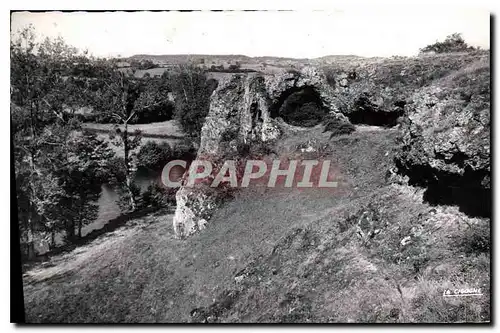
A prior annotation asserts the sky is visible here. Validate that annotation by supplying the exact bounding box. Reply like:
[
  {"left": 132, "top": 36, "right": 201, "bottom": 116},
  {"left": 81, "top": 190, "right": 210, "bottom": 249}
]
[{"left": 10, "top": 9, "right": 491, "bottom": 59}]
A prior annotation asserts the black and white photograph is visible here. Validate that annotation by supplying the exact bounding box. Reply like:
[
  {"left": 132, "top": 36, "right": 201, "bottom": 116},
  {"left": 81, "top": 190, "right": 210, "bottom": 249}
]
[{"left": 9, "top": 3, "right": 492, "bottom": 324}]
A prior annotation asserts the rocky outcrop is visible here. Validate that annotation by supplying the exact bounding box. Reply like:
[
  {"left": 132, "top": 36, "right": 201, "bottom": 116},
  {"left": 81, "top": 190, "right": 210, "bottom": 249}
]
[
  {"left": 322, "top": 51, "right": 489, "bottom": 127},
  {"left": 198, "top": 67, "right": 344, "bottom": 157},
  {"left": 173, "top": 67, "right": 349, "bottom": 238},
  {"left": 198, "top": 74, "right": 278, "bottom": 157},
  {"left": 264, "top": 67, "right": 342, "bottom": 114},
  {"left": 395, "top": 59, "right": 490, "bottom": 217},
  {"left": 173, "top": 186, "right": 220, "bottom": 238}
]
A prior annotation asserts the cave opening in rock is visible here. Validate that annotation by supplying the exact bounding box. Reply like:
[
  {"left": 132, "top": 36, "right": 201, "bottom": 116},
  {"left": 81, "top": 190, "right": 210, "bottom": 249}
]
[
  {"left": 270, "top": 86, "right": 329, "bottom": 127},
  {"left": 346, "top": 96, "right": 404, "bottom": 127},
  {"left": 396, "top": 161, "right": 491, "bottom": 218}
]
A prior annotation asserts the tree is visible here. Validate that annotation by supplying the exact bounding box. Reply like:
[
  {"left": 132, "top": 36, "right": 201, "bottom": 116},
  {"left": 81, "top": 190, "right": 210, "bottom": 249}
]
[
  {"left": 11, "top": 26, "right": 85, "bottom": 256},
  {"left": 170, "top": 65, "right": 217, "bottom": 139},
  {"left": 132, "top": 75, "right": 174, "bottom": 123},
  {"left": 11, "top": 27, "right": 115, "bottom": 255},
  {"left": 86, "top": 63, "right": 171, "bottom": 211},
  {"left": 58, "top": 131, "right": 115, "bottom": 240}
]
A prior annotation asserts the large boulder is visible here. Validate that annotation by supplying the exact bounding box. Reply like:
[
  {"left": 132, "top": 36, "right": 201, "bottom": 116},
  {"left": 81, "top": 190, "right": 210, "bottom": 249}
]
[{"left": 395, "top": 58, "right": 490, "bottom": 217}]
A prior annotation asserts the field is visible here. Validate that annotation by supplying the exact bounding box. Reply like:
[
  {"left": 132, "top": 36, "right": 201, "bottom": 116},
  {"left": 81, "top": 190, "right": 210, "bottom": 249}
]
[
  {"left": 81, "top": 120, "right": 186, "bottom": 155},
  {"left": 82, "top": 120, "right": 185, "bottom": 138}
]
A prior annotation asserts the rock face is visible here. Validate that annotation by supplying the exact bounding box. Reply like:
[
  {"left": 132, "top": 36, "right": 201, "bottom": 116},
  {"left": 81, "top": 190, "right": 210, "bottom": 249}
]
[
  {"left": 197, "top": 74, "right": 277, "bottom": 157},
  {"left": 173, "top": 67, "right": 348, "bottom": 238},
  {"left": 321, "top": 52, "right": 489, "bottom": 127},
  {"left": 173, "top": 187, "right": 219, "bottom": 238},
  {"left": 395, "top": 59, "right": 490, "bottom": 217}
]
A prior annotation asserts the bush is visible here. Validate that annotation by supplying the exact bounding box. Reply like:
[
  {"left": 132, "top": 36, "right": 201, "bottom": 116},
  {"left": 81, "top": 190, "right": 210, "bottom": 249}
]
[
  {"left": 420, "top": 33, "right": 476, "bottom": 54},
  {"left": 141, "top": 182, "right": 175, "bottom": 209},
  {"left": 457, "top": 221, "right": 490, "bottom": 255},
  {"left": 132, "top": 76, "right": 175, "bottom": 124},
  {"left": 210, "top": 64, "right": 225, "bottom": 71},
  {"left": 171, "top": 139, "right": 197, "bottom": 160},
  {"left": 323, "top": 114, "right": 355, "bottom": 138},
  {"left": 130, "top": 59, "right": 157, "bottom": 70},
  {"left": 137, "top": 141, "right": 172, "bottom": 170},
  {"left": 133, "top": 101, "right": 175, "bottom": 124}
]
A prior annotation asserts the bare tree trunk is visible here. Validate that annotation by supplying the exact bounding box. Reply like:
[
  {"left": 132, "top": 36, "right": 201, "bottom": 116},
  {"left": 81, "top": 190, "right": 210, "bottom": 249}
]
[
  {"left": 123, "top": 121, "right": 136, "bottom": 211},
  {"left": 126, "top": 175, "right": 136, "bottom": 211},
  {"left": 50, "top": 229, "right": 56, "bottom": 250},
  {"left": 65, "top": 220, "right": 75, "bottom": 244},
  {"left": 26, "top": 99, "right": 37, "bottom": 260},
  {"left": 77, "top": 215, "right": 82, "bottom": 239},
  {"left": 26, "top": 216, "right": 36, "bottom": 260}
]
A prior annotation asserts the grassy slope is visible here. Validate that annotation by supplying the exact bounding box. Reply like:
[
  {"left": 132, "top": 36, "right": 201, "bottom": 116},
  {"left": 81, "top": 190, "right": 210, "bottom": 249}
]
[
  {"left": 23, "top": 125, "right": 490, "bottom": 323},
  {"left": 22, "top": 54, "right": 490, "bottom": 323}
]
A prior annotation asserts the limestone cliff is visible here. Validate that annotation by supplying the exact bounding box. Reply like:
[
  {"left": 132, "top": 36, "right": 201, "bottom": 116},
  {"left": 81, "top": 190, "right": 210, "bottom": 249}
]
[
  {"left": 173, "top": 67, "right": 347, "bottom": 238},
  {"left": 395, "top": 58, "right": 490, "bottom": 217}
]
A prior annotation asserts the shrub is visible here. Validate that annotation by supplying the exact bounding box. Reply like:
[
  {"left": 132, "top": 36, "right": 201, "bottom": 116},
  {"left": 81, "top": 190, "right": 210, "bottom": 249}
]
[
  {"left": 420, "top": 33, "right": 476, "bottom": 54},
  {"left": 210, "top": 64, "right": 225, "bottom": 71},
  {"left": 286, "top": 68, "right": 301, "bottom": 76},
  {"left": 323, "top": 114, "right": 355, "bottom": 137},
  {"left": 228, "top": 63, "right": 240, "bottom": 71},
  {"left": 457, "top": 221, "right": 490, "bottom": 255},
  {"left": 132, "top": 76, "right": 175, "bottom": 124},
  {"left": 137, "top": 141, "right": 172, "bottom": 170},
  {"left": 171, "top": 139, "right": 197, "bottom": 160},
  {"left": 141, "top": 182, "right": 175, "bottom": 209},
  {"left": 133, "top": 100, "right": 174, "bottom": 124},
  {"left": 130, "top": 59, "right": 157, "bottom": 70}
]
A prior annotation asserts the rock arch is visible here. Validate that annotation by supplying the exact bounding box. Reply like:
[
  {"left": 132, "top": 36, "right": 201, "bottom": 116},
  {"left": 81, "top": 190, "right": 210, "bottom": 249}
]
[{"left": 269, "top": 85, "right": 329, "bottom": 127}]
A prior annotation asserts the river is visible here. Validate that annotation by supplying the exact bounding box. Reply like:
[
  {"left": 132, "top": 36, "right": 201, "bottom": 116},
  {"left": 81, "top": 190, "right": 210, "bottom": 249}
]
[{"left": 35, "top": 167, "right": 164, "bottom": 255}]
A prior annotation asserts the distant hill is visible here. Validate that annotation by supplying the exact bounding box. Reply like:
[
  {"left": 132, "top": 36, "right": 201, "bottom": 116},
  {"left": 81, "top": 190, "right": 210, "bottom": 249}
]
[
  {"left": 127, "top": 54, "right": 254, "bottom": 65},
  {"left": 125, "top": 54, "right": 368, "bottom": 67}
]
